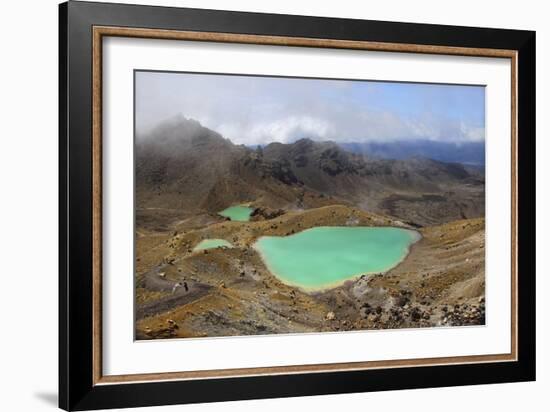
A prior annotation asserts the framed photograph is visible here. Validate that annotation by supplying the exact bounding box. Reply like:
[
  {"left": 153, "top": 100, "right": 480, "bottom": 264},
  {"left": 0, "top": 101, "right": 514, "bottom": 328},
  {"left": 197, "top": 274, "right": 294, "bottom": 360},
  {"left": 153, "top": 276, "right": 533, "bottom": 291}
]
[{"left": 59, "top": 1, "right": 535, "bottom": 410}]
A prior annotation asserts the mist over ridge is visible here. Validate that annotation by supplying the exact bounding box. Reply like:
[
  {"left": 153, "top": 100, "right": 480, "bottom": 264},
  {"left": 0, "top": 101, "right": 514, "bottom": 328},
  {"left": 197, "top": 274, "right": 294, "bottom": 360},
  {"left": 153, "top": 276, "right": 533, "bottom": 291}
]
[
  {"left": 139, "top": 114, "right": 485, "bottom": 167},
  {"left": 135, "top": 71, "right": 485, "bottom": 147},
  {"left": 136, "top": 115, "right": 484, "bottom": 228}
]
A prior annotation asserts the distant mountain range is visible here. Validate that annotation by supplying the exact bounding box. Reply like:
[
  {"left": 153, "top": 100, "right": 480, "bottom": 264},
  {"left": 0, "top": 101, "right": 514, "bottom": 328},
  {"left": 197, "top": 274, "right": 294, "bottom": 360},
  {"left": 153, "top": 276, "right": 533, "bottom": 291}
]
[
  {"left": 340, "top": 140, "right": 485, "bottom": 166},
  {"left": 136, "top": 117, "right": 485, "bottom": 227}
]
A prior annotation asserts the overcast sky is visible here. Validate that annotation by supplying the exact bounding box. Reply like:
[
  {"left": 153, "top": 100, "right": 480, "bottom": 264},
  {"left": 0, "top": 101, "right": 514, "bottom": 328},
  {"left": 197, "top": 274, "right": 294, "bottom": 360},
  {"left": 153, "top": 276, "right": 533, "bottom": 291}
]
[{"left": 135, "top": 71, "right": 485, "bottom": 145}]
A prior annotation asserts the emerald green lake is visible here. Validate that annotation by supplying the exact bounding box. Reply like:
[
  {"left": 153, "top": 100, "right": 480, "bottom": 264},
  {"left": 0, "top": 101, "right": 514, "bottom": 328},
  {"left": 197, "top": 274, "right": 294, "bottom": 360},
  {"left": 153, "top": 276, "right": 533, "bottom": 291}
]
[
  {"left": 219, "top": 205, "right": 254, "bottom": 222},
  {"left": 194, "top": 239, "right": 233, "bottom": 251},
  {"left": 253, "top": 226, "right": 420, "bottom": 291}
]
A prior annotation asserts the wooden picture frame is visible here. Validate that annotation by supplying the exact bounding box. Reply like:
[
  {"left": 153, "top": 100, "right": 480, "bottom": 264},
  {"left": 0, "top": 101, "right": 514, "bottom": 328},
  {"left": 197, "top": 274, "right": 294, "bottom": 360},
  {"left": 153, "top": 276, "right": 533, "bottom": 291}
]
[{"left": 59, "top": 1, "right": 535, "bottom": 410}]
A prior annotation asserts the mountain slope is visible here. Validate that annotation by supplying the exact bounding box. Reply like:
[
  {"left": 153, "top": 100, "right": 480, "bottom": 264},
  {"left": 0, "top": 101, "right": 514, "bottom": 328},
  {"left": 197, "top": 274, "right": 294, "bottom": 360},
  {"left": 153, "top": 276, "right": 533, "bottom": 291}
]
[{"left": 136, "top": 117, "right": 484, "bottom": 227}]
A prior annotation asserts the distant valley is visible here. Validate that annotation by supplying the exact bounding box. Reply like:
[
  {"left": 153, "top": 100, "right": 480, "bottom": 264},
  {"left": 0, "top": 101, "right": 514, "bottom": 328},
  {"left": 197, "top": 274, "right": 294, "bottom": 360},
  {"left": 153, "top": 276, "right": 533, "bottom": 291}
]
[{"left": 340, "top": 140, "right": 485, "bottom": 166}]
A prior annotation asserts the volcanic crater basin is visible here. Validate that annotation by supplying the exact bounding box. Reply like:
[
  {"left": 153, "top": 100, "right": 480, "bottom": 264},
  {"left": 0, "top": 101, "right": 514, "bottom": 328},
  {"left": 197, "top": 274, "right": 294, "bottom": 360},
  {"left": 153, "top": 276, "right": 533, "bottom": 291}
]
[{"left": 253, "top": 226, "right": 421, "bottom": 291}]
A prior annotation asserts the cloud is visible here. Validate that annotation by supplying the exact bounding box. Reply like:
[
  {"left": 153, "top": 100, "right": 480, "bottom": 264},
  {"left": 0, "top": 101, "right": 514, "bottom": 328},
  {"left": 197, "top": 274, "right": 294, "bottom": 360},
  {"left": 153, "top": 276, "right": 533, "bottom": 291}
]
[
  {"left": 135, "top": 71, "right": 485, "bottom": 145},
  {"left": 461, "top": 123, "right": 485, "bottom": 142},
  {"left": 218, "top": 115, "right": 335, "bottom": 145}
]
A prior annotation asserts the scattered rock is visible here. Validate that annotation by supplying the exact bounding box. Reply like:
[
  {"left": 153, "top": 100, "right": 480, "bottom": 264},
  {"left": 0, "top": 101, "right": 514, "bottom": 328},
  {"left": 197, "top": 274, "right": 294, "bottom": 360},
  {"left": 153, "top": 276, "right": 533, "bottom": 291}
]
[{"left": 395, "top": 295, "right": 408, "bottom": 307}]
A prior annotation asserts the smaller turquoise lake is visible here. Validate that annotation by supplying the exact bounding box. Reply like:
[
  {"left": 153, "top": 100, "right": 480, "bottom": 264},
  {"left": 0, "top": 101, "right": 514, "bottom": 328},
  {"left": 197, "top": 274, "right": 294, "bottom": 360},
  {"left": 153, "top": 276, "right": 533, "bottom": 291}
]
[
  {"left": 194, "top": 239, "right": 233, "bottom": 251},
  {"left": 219, "top": 205, "right": 254, "bottom": 222},
  {"left": 254, "top": 226, "right": 420, "bottom": 291}
]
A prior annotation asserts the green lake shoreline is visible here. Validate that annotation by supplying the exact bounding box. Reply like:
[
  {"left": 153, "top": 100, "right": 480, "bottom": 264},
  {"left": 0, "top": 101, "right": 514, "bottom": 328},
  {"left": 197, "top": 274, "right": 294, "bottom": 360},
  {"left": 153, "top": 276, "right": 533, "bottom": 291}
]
[
  {"left": 218, "top": 205, "right": 254, "bottom": 222},
  {"left": 253, "top": 226, "right": 421, "bottom": 292},
  {"left": 193, "top": 239, "right": 233, "bottom": 251}
]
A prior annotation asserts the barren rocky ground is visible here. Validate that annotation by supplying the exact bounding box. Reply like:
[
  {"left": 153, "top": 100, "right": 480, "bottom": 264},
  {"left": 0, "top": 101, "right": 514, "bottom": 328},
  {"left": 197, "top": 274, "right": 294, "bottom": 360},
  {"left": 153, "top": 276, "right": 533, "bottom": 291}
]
[{"left": 135, "top": 205, "right": 485, "bottom": 339}]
